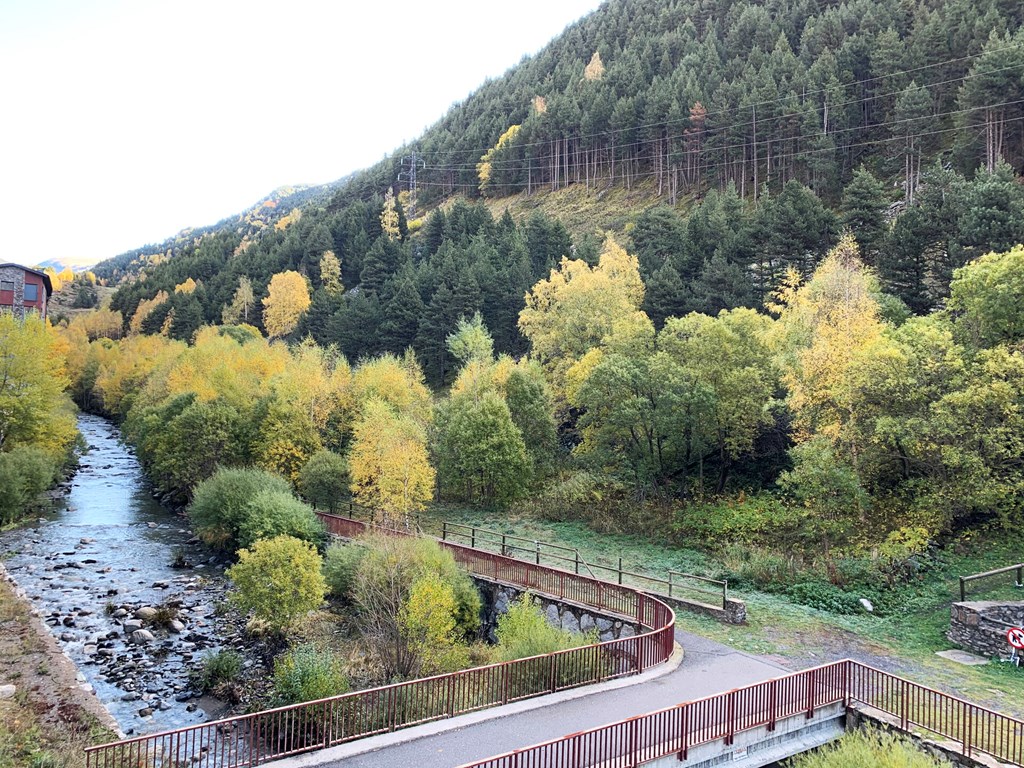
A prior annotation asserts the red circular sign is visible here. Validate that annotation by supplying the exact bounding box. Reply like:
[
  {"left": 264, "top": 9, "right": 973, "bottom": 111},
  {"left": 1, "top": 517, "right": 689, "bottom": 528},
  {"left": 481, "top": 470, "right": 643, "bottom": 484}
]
[{"left": 1007, "top": 627, "right": 1024, "bottom": 650}]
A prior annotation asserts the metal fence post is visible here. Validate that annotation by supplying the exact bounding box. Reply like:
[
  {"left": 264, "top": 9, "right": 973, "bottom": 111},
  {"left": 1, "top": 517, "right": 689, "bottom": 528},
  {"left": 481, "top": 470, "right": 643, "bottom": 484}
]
[
  {"left": 441, "top": 521, "right": 447, "bottom": 541},
  {"left": 535, "top": 541, "right": 540, "bottom": 565},
  {"left": 959, "top": 576, "right": 966, "bottom": 602},
  {"left": 806, "top": 669, "right": 816, "bottom": 719},
  {"left": 668, "top": 571, "right": 673, "bottom": 597},
  {"left": 618, "top": 557, "right": 623, "bottom": 585},
  {"left": 471, "top": 527, "right": 476, "bottom": 549},
  {"left": 726, "top": 690, "right": 736, "bottom": 745}
]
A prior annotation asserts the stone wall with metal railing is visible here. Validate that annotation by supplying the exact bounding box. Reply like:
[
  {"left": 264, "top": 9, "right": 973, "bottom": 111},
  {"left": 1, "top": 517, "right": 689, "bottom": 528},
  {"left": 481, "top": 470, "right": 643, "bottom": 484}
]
[{"left": 948, "top": 601, "right": 1024, "bottom": 659}]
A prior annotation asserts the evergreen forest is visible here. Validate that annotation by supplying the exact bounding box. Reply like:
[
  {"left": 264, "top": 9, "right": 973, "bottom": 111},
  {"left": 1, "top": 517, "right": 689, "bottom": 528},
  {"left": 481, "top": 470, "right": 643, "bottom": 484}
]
[{"left": 59, "top": 0, "right": 1024, "bottom": 569}]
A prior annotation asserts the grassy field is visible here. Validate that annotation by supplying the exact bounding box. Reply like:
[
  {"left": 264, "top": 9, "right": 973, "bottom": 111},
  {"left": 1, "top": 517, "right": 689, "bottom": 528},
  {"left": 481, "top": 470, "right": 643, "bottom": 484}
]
[{"left": 416, "top": 503, "right": 1024, "bottom": 717}]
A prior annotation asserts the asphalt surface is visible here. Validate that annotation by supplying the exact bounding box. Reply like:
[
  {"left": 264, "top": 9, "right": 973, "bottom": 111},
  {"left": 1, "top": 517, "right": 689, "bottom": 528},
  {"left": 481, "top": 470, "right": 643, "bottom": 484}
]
[{"left": 289, "top": 628, "right": 789, "bottom": 768}]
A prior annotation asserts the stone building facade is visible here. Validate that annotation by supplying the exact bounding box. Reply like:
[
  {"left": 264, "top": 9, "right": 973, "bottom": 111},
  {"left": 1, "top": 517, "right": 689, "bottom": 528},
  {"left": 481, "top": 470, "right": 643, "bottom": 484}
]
[{"left": 0, "top": 263, "right": 52, "bottom": 320}]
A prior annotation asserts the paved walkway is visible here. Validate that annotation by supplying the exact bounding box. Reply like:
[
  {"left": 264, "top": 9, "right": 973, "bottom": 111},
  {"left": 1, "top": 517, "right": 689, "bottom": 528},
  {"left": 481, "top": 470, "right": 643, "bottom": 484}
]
[{"left": 274, "top": 628, "right": 789, "bottom": 768}]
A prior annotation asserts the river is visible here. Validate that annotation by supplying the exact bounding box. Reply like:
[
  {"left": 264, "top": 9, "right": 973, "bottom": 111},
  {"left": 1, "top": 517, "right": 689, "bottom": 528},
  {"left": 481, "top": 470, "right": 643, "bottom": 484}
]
[{"left": 1, "top": 414, "right": 242, "bottom": 736}]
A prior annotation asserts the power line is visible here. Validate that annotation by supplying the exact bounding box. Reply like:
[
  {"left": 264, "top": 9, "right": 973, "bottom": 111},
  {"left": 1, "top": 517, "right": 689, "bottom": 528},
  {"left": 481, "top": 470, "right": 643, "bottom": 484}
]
[
  {"left": 398, "top": 151, "right": 426, "bottom": 218},
  {"left": 421, "top": 62, "right": 1024, "bottom": 174},
  {"left": 411, "top": 42, "right": 1024, "bottom": 162},
  {"left": 406, "top": 113, "right": 1024, "bottom": 193}
]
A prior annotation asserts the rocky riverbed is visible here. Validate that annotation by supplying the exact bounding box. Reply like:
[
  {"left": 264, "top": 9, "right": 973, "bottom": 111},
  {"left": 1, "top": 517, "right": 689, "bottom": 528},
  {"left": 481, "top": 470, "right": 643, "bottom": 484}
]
[{"left": 0, "top": 414, "right": 263, "bottom": 736}]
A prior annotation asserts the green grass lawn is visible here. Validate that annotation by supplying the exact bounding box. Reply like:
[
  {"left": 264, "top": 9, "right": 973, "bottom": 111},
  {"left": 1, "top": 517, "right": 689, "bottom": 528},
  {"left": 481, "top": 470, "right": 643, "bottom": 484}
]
[{"left": 416, "top": 503, "right": 1024, "bottom": 716}]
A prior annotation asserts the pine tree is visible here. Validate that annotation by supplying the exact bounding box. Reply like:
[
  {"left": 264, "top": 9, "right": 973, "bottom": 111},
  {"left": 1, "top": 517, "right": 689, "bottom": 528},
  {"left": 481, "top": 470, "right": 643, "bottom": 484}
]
[
  {"left": 841, "top": 168, "right": 889, "bottom": 263},
  {"left": 380, "top": 276, "right": 426, "bottom": 354}
]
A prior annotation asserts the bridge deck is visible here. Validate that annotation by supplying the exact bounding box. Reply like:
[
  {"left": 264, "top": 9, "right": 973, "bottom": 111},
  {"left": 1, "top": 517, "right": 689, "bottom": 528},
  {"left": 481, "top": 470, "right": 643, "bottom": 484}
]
[{"left": 269, "top": 630, "right": 788, "bottom": 768}]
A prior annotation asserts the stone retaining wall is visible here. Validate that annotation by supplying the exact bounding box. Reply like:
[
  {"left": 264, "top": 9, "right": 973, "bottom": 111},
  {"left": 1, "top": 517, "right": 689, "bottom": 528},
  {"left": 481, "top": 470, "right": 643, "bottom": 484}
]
[
  {"left": 646, "top": 592, "right": 747, "bottom": 625},
  {"left": 473, "top": 577, "right": 643, "bottom": 644},
  {"left": 947, "top": 600, "right": 1024, "bottom": 659}
]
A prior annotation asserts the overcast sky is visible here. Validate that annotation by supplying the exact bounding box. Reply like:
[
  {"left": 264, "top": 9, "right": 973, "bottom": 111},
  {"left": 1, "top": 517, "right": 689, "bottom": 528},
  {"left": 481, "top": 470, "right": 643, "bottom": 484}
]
[{"left": 0, "top": 0, "right": 602, "bottom": 265}]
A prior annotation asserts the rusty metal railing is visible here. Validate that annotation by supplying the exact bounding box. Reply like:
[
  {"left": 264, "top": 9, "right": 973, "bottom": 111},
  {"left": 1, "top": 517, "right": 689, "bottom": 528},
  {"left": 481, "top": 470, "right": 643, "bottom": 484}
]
[
  {"left": 84, "top": 513, "right": 676, "bottom": 768},
  {"left": 459, "top": 659, "right": 1024, "bottom": 768},
  {"left": 439, "top": 520, "right": 728, "bottom": 608},
  {"left": 460, "top": 659, "right": 850, "bottom": 768}
]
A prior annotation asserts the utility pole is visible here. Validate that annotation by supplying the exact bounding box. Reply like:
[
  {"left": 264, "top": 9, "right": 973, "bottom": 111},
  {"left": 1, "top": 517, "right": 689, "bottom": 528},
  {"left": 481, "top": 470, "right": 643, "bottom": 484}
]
[{"left": 398, "top": 151, "right": 426, "bottom": 219}]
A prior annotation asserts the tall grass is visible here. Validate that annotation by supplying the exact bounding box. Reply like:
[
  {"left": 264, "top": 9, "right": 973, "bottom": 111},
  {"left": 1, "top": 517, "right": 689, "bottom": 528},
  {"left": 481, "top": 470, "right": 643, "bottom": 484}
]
[{"left": 786, "top": 728, "right": 947, "bottom": 767}]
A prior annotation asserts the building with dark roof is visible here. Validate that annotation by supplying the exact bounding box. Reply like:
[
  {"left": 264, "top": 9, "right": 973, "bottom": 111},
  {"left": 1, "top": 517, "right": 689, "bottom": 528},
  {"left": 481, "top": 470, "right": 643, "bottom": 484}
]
[{"left": 0, "top": 263, "right": 53, "bottom": 320}]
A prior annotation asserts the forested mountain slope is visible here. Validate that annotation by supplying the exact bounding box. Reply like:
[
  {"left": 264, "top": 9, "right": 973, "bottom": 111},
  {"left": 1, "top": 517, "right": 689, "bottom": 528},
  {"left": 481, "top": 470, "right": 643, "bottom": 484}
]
[
  {"left": 100, "top": 0, "right": 1024, "bottom": 387},
  {"left": 93, "top": 180, "right": 351, "bottom": 284}
]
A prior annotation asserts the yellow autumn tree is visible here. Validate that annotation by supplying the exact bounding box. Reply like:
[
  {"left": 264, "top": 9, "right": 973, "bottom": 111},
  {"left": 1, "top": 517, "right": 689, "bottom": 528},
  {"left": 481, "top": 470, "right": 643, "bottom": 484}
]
[
  {"left": 221, "top": 277, "right": 255, "bottom": 325},
  {"left": 0, "top": 314, "right": 76, "bottom": 456},
  {"left": 349, "top": 398, "right": 435, "bottom": 521},
  {"left": 583, "top": 51, "right": 605, "bottom": 81},
  {"left": 518, "top": 234, "right": 647, "bottom": 393},
  {"left": 769, "top": 234, "right": 885, "bottom": 465},
  {"left": 129, "top": 291, "right": 169, "bottom": 334},
  {"left": 477, "top": 124, "right": 521, "bottom": 195},
  {"left": 380, "top": 188, "right": 401, "bottom": 241},
  {"left": 174, "top": 277, "right": 198, "bottom": 294},
  {"left": 352, "top": 353, "right": 432, "bottom": 425},
  {"left": 274, "top": 207, "right": 302, "bottom": 231},
  {"left": 320, "top": 250, "right": 343, "bottom": 295},
  {"left": 262, "top": 271, "right": 311, "bottom": 338}
]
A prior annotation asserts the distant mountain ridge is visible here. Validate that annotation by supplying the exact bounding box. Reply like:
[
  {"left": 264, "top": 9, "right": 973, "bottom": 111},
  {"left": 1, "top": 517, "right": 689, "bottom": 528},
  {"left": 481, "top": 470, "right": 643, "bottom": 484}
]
[{"left": 93, "top": 177, "right": 354, "bottom": 282}]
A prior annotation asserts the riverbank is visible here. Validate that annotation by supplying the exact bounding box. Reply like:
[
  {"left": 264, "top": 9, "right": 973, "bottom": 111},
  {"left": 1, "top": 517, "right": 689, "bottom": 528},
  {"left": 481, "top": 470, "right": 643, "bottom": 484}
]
[
  {"left": 0, "top": 571, "right": 117, "bottom": 768},
  {"left": 0, "top": 414, "right": 268, "bottom": 737}
]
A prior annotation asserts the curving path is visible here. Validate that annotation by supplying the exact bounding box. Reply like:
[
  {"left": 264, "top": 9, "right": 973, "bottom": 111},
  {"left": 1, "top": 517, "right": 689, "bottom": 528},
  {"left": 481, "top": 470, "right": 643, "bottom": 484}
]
[{"left": 273, "top": 628, "right": 788, "bottom": 768}]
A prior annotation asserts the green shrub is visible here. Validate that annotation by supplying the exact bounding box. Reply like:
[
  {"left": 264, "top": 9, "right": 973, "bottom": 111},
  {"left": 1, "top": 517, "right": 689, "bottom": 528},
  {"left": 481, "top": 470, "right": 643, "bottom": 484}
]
[
  {"left": 785, "top": 581, "right": 865, "bottom": 614},
  {"left": 272, "top": 645, "right": 349, "bottom": 705},
  {"left": 297, "top": 449, "right": 349, "bottom": 513},
  {"left": 235, "top": 489, "right": 325, "bottom": 551},
  {"left": 322, "top": 543, "right": 367, "bottom": 599},
  {"left": 353, "top": 535, "right": 481, "bottom": 678},
  {"left": 786, "top": 727, "right": 945, "bottom": 767},
  {"left": 227, "top": 535, "right": 327, "bottom": 632},
  {"left": 495, "top": 594, "right": 596, "bottom": 661},
  {"left": 720, "top": 543, "right": 795, "bottom": 588},
  {"left": 673, "top": 494, "right": 803, "bottom": 549},
  {"left": 0, "top": 445, "right": 58, "bottom": 525},
  {"left": 188, "top": 467, "right": 292, "bottom": 551},
  {"left": 190, "top": 649, "right": 243, "bottom": 695}
]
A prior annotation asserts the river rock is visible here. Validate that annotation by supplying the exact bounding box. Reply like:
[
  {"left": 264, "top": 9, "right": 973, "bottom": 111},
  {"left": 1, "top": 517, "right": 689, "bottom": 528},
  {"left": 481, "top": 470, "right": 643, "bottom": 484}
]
[
  {"left": 168, "top": 620, "right": 185, "bottom": 634},
  {"left": 135, "top": 606, "right": 159, "bottom": 621},
  {"left": 123, "top": 619, "right": 143, "bottom": 633},
  {"left": 0, "top": 684, "right": 15, "bottom": 699},
  {"left": 138, "top": 707, "right": 154, "bottom": 717},
  {"left": 130, "top": 629, "right": 156, "bottom": 644}
]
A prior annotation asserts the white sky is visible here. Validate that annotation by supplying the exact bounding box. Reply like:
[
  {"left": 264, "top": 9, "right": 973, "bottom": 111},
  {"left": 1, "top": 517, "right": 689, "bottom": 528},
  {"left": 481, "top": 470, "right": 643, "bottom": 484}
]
[{"left": 0, "top": 0, "right": 602, "bottom": 265}]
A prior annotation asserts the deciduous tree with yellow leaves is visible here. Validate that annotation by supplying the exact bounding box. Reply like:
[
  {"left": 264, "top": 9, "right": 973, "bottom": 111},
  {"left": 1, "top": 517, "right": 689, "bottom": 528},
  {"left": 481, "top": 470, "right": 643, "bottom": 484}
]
[
  {"left": 349, "top": 398, "right": 434, "bottom": 521},
  {"left": 262, "top": 271, "right": 311, "bottom": 338},
  {"left": 519, "top": 235, "right": 648, "bottom": 395}
]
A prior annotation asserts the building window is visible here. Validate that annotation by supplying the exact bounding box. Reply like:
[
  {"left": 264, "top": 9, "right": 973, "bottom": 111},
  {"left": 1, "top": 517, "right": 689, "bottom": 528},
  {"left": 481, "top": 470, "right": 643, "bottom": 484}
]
[
  {"left": 0, "top": 281, "right": 13, "bottom": 292},
  {"left": 24, "top": 284, "right": 38, "bottom": 302}
]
